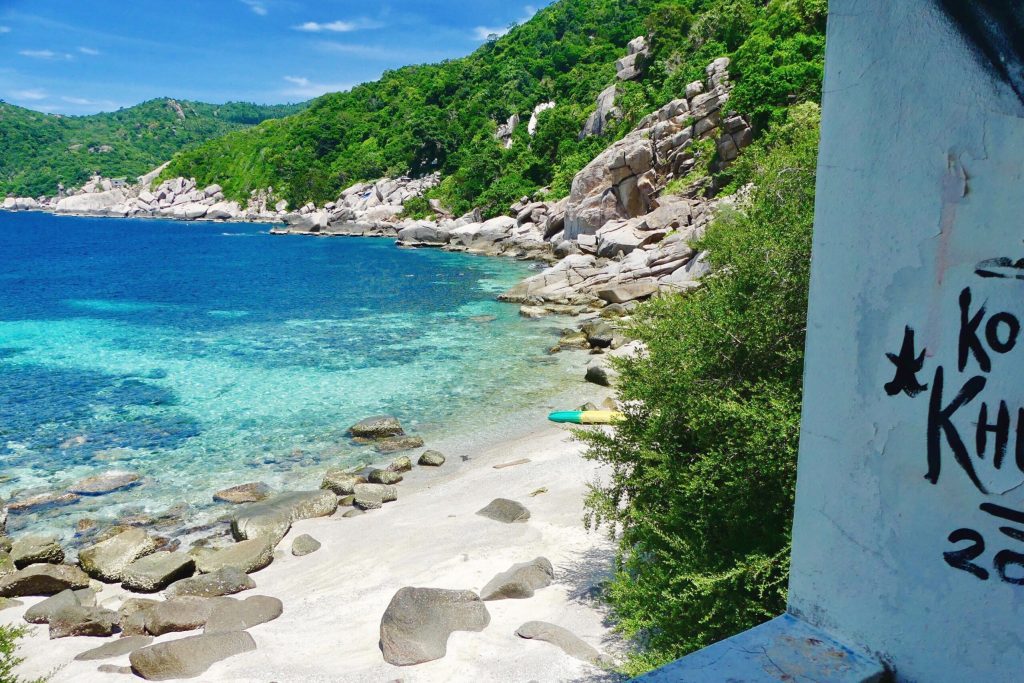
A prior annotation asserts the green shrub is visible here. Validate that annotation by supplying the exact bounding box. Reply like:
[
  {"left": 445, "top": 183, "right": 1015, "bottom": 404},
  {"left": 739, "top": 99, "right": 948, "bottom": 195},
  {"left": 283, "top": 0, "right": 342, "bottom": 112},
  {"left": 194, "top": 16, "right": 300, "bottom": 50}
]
[
  {"left": 581, "top": 102, "right": 821, "bottom": 675},
  {"left": 0, "top": 624, "right": 44, "bottom": 683}
]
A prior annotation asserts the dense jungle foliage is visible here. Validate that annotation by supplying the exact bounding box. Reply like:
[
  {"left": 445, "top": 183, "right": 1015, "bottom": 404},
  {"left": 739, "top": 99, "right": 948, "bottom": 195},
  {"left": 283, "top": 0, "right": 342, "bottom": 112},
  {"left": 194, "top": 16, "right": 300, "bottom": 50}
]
[
  {"left": 582, "top": 102, "right": 820, "bottom": 674},
  {"left": 0, "top": 99, "right": 306, "bottom": 197},
  {"left": 163, "top": 0, "right": 826, "bottom": 215}
]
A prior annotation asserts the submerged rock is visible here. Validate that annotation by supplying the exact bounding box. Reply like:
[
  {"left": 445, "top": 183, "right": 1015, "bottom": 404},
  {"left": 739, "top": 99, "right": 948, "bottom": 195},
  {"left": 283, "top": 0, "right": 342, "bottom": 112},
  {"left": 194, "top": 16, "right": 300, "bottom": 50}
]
[
  {"left": 68, "top": 472, "right": 141, "bottom": 496},
  {"left": 374, "top": 436, "right": 425, "bottom": 454},
  {"left": 348, "top": 415, "right": 404, "bottom": 439},
  {"left": 476, "top": 499, "right": 531, "bottom": 524},
  {"left": 379, "top": 587, "right": 490, "bottom": 666},
  {"left": 7, "top": 491, "right": 80, "bottom": 513},
  {"left": 213, "top": 482, "right": 271, "bottom": 505}
]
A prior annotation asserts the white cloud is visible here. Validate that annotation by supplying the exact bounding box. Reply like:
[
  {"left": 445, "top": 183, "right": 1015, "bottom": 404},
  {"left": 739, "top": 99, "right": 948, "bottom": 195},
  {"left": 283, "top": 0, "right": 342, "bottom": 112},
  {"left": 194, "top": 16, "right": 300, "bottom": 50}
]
[
  {"left": 282, "top": 75, "right": 352, "bottom": 98},
  {"left": 472, "top": 6, "right": 537, "bottom": 41},
  {"left": 0, "top": 26, "right": 11, "bottom": 34},
  {"left": 19, "top": 49, "right": 72, "bottom": 60},
  {"left": 12, "top": 88, "right": 47, "bottom": 101},
  {"left": 78, "top": 46, "right": 100, "bottom": 56},
  {"left": 240, "top": 0, "right": 268, "bottom": 16},
  {"left": 293, "top": 19, "right": 384, "bottom": 33}
]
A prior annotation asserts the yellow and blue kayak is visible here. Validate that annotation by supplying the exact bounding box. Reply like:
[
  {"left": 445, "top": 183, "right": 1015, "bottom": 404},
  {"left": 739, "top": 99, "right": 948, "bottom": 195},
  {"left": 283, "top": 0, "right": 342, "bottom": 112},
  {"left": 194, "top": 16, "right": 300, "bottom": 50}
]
[{"left": 548, "top": 410, "right": 624, "bottom": 425}]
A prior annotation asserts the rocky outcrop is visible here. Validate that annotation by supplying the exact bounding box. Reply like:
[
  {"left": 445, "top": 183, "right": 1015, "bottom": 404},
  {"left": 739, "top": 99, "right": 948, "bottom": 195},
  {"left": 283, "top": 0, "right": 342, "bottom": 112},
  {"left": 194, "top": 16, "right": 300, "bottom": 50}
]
[
  {"left": 129, "top": 631, "right": 257, "bottom": 680},
  {"left": 580, "top": 85, "right": 620, "bottom": 139},
  {"left": 496, "top": 114, "right": 520, "bottom": 149},
  {"left": 616, "top": 36, "right": 650, "bottom": 81},
  {"left": 528, "top": 102, "right": 556, "bottom": 136},
  {"left": 379, "top": 587, "right": 491, "bottom": 666}
]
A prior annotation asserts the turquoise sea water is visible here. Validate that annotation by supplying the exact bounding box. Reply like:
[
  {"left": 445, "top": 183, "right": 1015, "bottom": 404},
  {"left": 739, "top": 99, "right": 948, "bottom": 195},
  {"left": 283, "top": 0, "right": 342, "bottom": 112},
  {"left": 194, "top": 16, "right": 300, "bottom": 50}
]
[{"left": 0, "top": 212, "right": 579, "bottom": 542}]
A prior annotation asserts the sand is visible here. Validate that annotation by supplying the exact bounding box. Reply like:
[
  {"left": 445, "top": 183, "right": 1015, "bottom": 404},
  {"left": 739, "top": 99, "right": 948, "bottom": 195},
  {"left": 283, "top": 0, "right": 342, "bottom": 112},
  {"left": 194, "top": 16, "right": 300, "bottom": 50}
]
[{"left": 6, "top": 409, "right": 625, "bottom": 682}]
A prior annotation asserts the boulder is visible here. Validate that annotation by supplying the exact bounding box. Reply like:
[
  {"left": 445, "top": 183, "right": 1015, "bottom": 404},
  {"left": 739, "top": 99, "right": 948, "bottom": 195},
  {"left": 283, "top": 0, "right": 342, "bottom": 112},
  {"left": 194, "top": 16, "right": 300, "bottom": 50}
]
[
  {"left": 397, "top": 222, "right": 450, "bottom": 246},
  {"left": 515, "top": 621, "right": 613, "bottom": 667},
  {"left": 580, "top": 85, "right": 620, "bottom": 139},
  {"left": 418, "top": 451, "right": 446, "bottom": 467},
  {"left": 49, "top": 605, "right": 119, "bottom": 639},
  {"left": 204, "top": 595, "right": 283, "bottom": 633},
  {"left": 213, "top": 482, "right": 271, "bottom": 505},
  {"left": 203, "top": 184, "right": 223, "bottom": 198},
  {"left": 79, "top": 529, "right": 157, "bottom": 582},
  {"left": 230, "top": 490, "right": 338, "bottom": 544},
  {"left": 11, "top": 535, "right": 65, "bottom": 568},
  {"left": 582, "top": 321, "right": 615, "bottom": 349},
  {"left": 122, "top": 552, "right": 196, "bottom": 593},
  {"left": 291, "top": 534, "right": 321, "bottom": 557},
  {"left": 476, "top": 499, "right": 531, "bottom": 524},
  {"left": 387, "top": 456, "right": 414, "bottom": 473},
  {"left": 54, "top": 189, "right": 127, "bottom": 215},
  {"left": 165, "top": 567, "right": 255, "bottom": 598},
  {"left": 0, "top": 564, "right": 90, "bottom": 597},
  {"left": 585, "top": 362, "right": 616, "bottom": 387},
  {"left": 374, "top": 436, "right": 425, "bottom": 454},
  {"left": 24, "top": 588, "right": 80, "bottom": 624},
  {"left": 145, "top": 596, "right": 215, "bottom": 636},
  {"left": 368, "top": 469, "right": 403, "bottom": 485},
  {"left": 480, "top": 558, "right": 554, "bottom": 600},
  {"left": 117, "top": 598, "right": 160, "bottom": 636},
  {"left": 130, "top": 631, "right": 257, "bottom": 681},
  {"left": 353, "top": 483, "right": 398, "bottom": 507},
  {"left": 0, "top": 551, "right": 12, "bottom": 578},
  {"left": 192, "top": 538, "right": 275, "bottom": 575},
  {"left": 321, "top": 470, "right": 367, "bottom": 496},
  {"left": 206, "top": 201, "right": 240, "bottom": 220},
  {"left": 379, "top": 587, "right": 491, "bottom": 666},
  {"left": 595, "top": 282, "right": 659, "bottom": 304},
  {"left": 342, "top": 509, "right": 365, "bottom": 519},
  {"left": 75, "top": 635, "right": 154, "bottom": 661},
  {"left": 348, "top": 415, "right": 404, "bottom": 439}
]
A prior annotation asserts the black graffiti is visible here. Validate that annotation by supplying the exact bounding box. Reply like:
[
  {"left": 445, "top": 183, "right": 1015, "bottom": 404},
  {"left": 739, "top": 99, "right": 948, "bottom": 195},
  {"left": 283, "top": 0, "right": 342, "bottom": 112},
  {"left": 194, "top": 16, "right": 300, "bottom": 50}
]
[
  {"left": 926, "top": 368, "right": 987, "bottom": 491},
  {"left": 946, "top": 503, "right": 1024, "bottom": 584},
  {"left": 957, "top": 287, "right": 1023, "bottom": 373},
  {"left": 976, "top": 256, "right": 1024, "bottom": 280},
  {"left": 885, "top": 326, "right": 928, "bottom": 397},
  {"left": 936, "top": 1, "right": 1024, "bottom": 106}
]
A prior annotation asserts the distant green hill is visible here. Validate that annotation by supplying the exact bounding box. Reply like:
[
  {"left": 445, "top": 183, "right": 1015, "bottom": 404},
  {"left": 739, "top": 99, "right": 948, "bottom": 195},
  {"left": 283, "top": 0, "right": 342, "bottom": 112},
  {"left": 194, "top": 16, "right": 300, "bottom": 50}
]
[
  {"left": 163, "top": 0, "right": 825, "bottom": 217},
  {"left": 0, "top": 98, "right": 307, "bottom": 197}
]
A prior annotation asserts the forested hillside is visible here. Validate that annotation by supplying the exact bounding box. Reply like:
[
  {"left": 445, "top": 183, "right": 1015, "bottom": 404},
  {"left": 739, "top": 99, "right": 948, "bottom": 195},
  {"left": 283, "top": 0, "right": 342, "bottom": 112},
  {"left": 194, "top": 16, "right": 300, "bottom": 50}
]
[
  {"left": 0, "top": 99, "right": 306, "bottom": 197},
  {"left": 165, "top": 0, "right": 825, "bottom": 215}
]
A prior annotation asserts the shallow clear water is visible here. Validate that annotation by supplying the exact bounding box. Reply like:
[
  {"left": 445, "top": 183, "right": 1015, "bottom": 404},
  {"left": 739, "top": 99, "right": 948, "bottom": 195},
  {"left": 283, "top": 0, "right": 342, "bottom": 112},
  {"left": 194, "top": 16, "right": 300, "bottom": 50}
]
[{"left": 0, "top": 212, "right": 578, "bottom": 541}]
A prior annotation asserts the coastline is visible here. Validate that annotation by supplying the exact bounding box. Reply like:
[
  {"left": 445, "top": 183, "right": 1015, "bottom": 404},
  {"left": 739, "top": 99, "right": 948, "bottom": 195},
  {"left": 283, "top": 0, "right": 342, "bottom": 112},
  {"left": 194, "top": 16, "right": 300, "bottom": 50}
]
[{"left": 6, "top": 388, "right": 625, "bottom": 682}]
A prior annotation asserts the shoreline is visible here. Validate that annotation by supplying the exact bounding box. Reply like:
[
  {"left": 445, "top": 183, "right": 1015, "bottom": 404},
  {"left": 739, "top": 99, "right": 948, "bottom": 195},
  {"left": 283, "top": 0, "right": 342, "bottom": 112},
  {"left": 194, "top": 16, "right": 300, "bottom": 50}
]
[{"left": 5, "top": 391, "right": 625, "bottom": 682}]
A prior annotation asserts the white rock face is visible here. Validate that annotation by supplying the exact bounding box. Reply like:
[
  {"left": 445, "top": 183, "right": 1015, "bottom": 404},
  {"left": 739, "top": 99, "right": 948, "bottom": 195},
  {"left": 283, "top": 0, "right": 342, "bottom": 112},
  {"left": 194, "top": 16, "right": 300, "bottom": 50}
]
[
  {"left": 55, "top": 189, "right": 128, "bottom": 215},
  {"left": 528, "top": 102, "right": 556, "bottom": 136}
]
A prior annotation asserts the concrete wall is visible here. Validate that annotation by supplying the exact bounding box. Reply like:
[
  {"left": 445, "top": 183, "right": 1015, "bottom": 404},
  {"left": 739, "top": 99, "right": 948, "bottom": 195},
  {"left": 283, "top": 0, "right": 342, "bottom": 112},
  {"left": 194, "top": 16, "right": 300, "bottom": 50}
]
[{"left": 790, "top": 1, "right": 1024, "bottom": 681}]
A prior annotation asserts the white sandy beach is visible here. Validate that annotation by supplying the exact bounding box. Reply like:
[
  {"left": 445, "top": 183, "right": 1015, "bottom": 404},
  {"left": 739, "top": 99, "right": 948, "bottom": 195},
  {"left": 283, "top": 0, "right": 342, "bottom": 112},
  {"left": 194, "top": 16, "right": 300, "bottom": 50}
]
[{"left": 6, "top": 403, "right": 625, "bottom": 683}]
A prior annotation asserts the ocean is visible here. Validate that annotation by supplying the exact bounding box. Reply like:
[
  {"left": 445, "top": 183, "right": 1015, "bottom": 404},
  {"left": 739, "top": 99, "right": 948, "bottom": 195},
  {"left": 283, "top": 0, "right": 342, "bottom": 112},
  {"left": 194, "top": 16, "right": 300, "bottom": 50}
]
[{"left": 0, "top": 212, "right": 580, "bottom": 542}]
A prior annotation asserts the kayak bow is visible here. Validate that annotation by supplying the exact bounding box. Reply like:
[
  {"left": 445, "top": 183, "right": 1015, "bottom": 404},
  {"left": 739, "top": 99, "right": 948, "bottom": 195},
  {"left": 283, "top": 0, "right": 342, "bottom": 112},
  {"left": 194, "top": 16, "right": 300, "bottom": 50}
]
[{"left": 548, "top": 410, "right": 624, "bottom": 425}]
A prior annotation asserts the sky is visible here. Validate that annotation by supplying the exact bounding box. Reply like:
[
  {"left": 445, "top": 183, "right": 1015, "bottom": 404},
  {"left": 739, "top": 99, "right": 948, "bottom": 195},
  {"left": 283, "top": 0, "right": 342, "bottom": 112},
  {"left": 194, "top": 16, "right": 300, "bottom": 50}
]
[{"left": 0, "top": 0, "right": 553, "bottom": 116}]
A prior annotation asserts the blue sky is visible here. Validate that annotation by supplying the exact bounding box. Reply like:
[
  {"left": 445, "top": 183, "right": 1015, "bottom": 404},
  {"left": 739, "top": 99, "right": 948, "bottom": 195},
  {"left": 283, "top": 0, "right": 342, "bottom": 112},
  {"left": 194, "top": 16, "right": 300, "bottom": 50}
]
[{"left": 0, "top": 0, "right": 552, "bottom": 116}]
